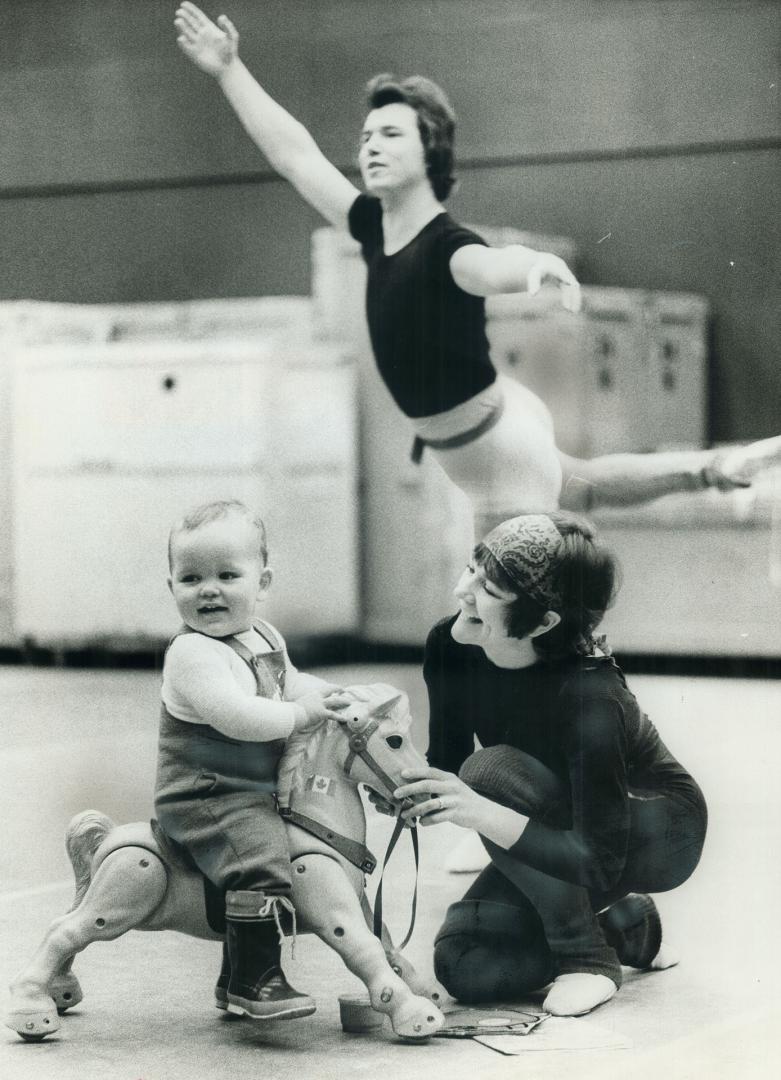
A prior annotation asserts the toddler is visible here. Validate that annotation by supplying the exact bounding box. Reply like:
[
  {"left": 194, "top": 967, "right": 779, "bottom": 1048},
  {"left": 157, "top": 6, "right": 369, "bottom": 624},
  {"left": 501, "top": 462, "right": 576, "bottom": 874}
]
[{"left": 154, "top": 500, "right": 346, "bottom": 1020}]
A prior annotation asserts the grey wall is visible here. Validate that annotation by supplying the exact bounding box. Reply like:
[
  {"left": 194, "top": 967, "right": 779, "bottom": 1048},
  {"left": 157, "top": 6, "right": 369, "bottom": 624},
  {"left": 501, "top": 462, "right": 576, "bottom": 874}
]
[{"left": 1, "top": 0, "right": 779, "bottom": 440}]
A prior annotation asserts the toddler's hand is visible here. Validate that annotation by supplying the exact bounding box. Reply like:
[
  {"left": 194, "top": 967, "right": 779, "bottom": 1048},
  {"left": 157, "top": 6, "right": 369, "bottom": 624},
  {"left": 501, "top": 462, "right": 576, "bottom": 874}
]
[
  {"left": 174, "top": 3, "right": 239, "bottom": 76},
  {"left": 294, "top": 687, "right": 348, "bottom": 733}
]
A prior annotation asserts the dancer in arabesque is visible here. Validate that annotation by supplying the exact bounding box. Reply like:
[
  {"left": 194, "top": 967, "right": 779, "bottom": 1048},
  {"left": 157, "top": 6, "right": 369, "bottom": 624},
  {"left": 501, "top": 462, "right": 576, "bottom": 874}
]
[{"left": 173, "top": 2, "right": 781, "bottom": 537}]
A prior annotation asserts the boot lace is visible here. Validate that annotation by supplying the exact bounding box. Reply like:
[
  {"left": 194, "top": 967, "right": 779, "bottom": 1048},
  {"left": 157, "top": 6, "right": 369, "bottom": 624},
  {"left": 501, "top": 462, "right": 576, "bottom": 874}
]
[{"left": 258, "top": 895, "right": 298, "bottom": 958}]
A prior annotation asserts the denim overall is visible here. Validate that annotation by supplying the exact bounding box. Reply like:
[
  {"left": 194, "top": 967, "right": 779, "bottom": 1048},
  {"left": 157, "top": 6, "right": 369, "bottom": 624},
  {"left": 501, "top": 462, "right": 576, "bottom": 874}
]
[{"left": 154, "top": 622, "right": 293, "bottom": 897}]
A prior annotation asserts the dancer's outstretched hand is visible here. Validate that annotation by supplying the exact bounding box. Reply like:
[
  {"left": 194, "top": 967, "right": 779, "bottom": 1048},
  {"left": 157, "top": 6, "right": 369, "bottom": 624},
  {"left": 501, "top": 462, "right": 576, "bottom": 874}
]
[
  {"left": 704, "top": 435, "right": 781, "bottom": 490},
  {"left": 174, "top": 3, "right": 239, "bottom": 76},
  {"left": 527, "top": 252, "right": 582, "bottom": 313}
]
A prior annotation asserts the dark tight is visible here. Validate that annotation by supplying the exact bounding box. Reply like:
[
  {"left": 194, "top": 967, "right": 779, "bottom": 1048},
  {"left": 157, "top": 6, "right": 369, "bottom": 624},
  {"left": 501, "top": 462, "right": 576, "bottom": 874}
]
[{"left": 434, "top": 746, "right": 707, "bottom": 1004}]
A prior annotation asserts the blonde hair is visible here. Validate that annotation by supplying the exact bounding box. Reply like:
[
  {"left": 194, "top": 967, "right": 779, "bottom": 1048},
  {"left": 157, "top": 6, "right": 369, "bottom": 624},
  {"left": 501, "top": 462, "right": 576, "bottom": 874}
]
[{"left": 168, "top": 500, "right": 268, "bottom": 568}]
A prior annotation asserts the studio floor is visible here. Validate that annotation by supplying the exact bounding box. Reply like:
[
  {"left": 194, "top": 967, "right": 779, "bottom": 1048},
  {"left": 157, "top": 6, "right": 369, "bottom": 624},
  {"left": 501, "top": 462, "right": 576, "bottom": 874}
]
[{"left": 2, "top": 659, "right": 780, "bottom": 1080}]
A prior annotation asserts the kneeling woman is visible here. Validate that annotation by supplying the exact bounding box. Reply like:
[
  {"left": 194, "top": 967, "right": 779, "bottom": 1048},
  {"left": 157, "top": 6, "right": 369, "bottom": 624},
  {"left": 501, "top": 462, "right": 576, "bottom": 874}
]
[{"left": 394, "top": 513, "right": 707, "bottom": 1016}]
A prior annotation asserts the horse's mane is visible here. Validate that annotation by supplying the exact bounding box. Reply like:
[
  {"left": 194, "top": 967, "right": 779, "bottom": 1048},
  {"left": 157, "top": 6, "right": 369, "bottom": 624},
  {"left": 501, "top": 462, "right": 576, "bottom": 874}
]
[{"left": 276, "top": 683, "right": 411, "bottom": 809}]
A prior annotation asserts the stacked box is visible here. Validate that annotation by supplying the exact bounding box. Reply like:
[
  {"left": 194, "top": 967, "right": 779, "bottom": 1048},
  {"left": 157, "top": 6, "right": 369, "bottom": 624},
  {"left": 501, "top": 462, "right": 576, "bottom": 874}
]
[
  {"left": 10, "top": 322, "right": 358, "bottom": 650},
  {"left": 487, "top": 287, "right": 708, "bottom": 457},
  {"left": 593, "top": 467, "right": 781, "bottom": 656},
  {"left": 643, "top": 291, "right": 708, "bottom": 450},
  {"left": 1, "top": 295, "right": 329, "bottom": 649}
]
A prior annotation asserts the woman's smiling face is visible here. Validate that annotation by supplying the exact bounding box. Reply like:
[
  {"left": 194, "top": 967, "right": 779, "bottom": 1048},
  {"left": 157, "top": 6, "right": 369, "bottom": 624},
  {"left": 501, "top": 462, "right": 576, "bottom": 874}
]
[{"left": 451, "top": 559, "right": 518, "bottom": 649}]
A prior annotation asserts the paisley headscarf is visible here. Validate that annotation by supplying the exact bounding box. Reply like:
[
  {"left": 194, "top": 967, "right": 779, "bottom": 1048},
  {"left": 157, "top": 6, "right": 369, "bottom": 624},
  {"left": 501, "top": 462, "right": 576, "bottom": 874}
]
[{"left": 482, "top": 514, "right": 563, "bottom": 610}]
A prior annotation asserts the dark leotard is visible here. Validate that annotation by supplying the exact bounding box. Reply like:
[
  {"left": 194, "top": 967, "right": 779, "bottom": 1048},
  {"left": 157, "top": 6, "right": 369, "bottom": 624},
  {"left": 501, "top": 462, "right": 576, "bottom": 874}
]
[{"left": 348, "top": 194, "right": 495, "bottom": 418}]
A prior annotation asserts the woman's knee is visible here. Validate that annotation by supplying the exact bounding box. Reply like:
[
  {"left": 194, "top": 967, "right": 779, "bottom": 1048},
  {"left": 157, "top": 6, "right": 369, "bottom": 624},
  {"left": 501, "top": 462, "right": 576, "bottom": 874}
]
[
  {"left": 433, "top": 898, "right": 554, "bottom": 1003},
  {"left": 458, "top": 746, "right": 570, "bottom": 825},
  {"left": 619, "top": 796, "right": 707, "bottom": 895}
]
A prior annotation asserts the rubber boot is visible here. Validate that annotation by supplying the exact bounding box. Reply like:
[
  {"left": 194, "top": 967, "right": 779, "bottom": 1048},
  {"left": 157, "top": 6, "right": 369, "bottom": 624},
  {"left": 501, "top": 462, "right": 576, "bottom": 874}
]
[
  {"left": 214, "top": 942, "right": 230, "bottom": 1011},
  {"left": 225, "top": 891, "right": 315, "bottom": 1020}
]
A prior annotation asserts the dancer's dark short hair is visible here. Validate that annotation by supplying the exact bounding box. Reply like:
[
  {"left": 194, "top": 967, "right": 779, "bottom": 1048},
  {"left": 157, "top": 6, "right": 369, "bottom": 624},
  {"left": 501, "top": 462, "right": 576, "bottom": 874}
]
[{"left": 366, "top": 74, "right": 456, "bottom": 201}]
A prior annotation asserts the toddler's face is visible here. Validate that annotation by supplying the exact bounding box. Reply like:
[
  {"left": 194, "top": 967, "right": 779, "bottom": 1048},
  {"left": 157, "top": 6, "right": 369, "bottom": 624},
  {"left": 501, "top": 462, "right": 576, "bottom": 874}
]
[{"left": 168, "top": 519, "right": 269, "bottom": 638}]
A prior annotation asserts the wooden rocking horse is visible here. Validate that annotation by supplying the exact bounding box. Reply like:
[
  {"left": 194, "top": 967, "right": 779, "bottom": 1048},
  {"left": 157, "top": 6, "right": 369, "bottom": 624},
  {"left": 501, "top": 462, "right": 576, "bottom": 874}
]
[{"left": 6, "top": 684, "right": 445, "bottom": 1043}]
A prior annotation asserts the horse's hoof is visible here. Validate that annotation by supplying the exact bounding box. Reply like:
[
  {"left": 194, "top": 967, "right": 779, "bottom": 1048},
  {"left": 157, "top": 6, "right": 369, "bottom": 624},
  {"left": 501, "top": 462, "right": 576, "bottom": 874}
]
[
  {"left": 5, "top": 994, "right": 61, "bottom": 1041},
  {"left": 386, "top": 955, "right": 450, "bottom": 1009},
  {"left": 50, "top": 973, "right": 84, "bottom": 1014},
  {"left": 390, "top": 997, "right": 444, "bottom": 1041}
]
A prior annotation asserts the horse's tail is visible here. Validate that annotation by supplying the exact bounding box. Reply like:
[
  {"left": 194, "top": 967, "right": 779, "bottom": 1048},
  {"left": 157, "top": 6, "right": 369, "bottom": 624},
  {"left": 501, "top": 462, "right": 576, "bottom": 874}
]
[{"left": 65, "top": 809, "right": 116, "bottom": 911}]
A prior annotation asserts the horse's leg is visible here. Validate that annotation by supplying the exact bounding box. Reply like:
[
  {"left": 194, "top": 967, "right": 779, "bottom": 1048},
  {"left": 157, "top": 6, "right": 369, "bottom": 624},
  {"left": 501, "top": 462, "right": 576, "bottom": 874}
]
[
  {"left": 291, "top": 853, "right": 443, "bottom": 1040},
  {"left": 6, "top": 847, "right": 168, "bottom": 1041},
  {"left": 48, "top": 956, "right": 84, "bottom": 1014},
  {"left": 357, "top": 892, "right": 446, "bottom": 1005}
]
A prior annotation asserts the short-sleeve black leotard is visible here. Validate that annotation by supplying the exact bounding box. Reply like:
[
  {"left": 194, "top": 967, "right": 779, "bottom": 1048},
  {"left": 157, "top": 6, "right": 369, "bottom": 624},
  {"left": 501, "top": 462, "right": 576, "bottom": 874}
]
[{"left": 348, "top": 194, "right": 496, "bottom": 418}]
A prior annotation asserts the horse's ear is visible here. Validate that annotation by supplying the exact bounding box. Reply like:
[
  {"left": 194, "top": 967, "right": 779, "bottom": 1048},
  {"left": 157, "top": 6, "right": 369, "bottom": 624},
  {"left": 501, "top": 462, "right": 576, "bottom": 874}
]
[{"left": 372, "top": 692, "right": 403, "bottom": 718}]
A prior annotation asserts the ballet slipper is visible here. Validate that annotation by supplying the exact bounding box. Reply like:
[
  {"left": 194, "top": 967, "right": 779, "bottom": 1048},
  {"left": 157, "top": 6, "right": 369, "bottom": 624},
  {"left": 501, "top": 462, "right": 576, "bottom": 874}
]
[
  {"left": 542, "top": 972, "right": 617, "bottom": 1016},
  {"left": 648, "top": 942, "right": 679, "bottom": 970}
]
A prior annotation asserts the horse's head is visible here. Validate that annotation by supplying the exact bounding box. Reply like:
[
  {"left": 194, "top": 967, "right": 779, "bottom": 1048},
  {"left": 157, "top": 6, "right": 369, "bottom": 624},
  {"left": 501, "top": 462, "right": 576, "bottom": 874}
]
[{"left": 335, "top": 684, "right": 429, "bottom": 809}]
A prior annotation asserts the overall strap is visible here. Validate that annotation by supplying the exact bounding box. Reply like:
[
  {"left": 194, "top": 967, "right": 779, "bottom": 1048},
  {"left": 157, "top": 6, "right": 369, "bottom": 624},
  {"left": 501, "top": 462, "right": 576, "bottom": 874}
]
[
  {"left": 218, "top": 634, "right": 256, "bottom": 668},
  {"left": 251, "top": 618, "right": 284, "bottom": 652},
  {"left": 168, "top": 624, "right": 261, "bottom": 670},
  {"left": 214, "top": 621, "right": 283, "bottom": 685},
  {"left": 218, "top": 619, "right": 280, "bottom": 664}
]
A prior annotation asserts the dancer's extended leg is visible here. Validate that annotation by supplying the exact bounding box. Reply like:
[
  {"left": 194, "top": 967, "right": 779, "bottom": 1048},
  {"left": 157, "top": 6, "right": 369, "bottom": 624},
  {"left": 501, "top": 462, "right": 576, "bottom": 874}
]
[
  {"left": 423, "top": 376, "right": 781, "bottom": 527},
  {"left": 559, "top": 435, "right": 781, "bottom": 512}
]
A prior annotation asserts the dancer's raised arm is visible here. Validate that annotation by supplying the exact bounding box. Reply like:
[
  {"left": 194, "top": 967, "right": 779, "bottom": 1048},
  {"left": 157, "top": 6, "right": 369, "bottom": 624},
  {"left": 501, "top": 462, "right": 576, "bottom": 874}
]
[{"left": 174, "top": 3, "right": 359, "bottom": 227}]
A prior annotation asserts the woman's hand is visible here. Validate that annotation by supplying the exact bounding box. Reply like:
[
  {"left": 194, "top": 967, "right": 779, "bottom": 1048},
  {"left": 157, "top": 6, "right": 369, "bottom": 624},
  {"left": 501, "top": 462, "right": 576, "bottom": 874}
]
[
  {"left": 526, "top": 252, "right": 581, "bottom": 313},
  {"left": 174, "top": 3, "right": 239, "bottom": 76},
  {"left": 393, "top": 766, "right": 488, "bottom": 829}
]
